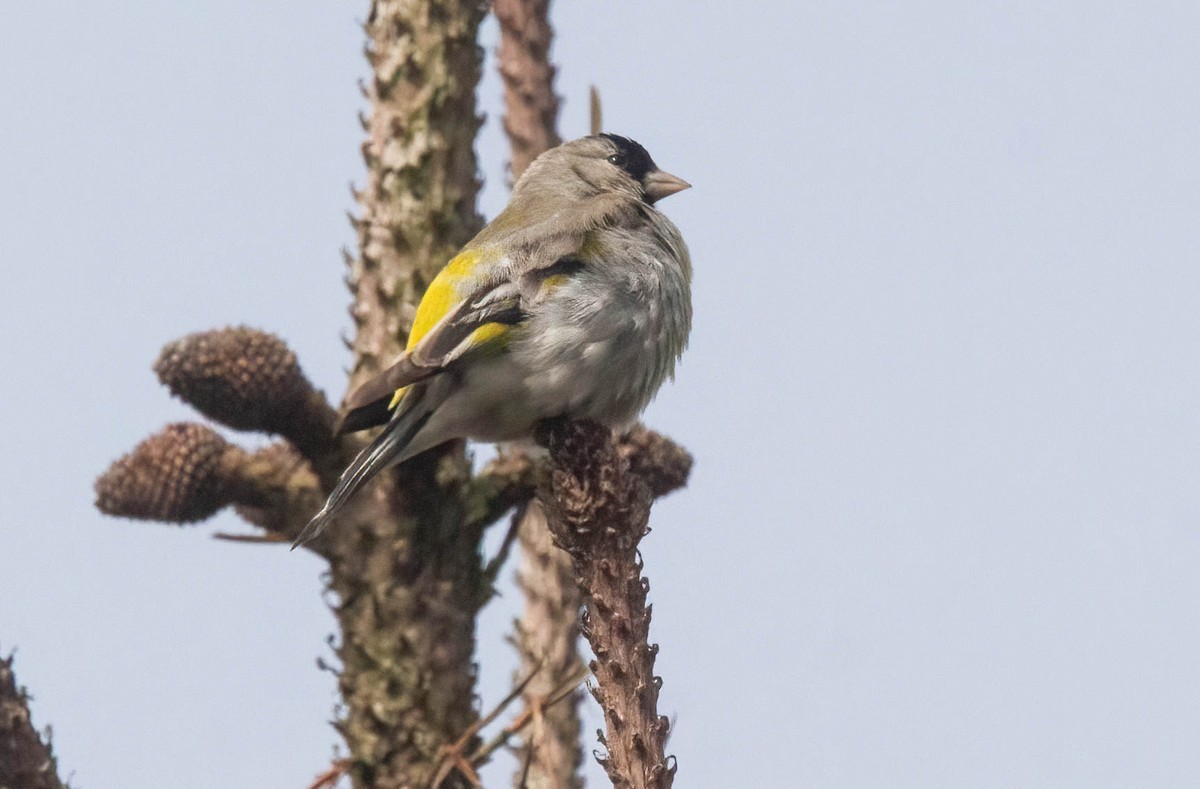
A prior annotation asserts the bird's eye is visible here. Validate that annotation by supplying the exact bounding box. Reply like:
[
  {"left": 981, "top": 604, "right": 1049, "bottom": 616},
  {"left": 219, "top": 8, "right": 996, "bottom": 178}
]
[{"left": 607, "top": 153, "right": 626, "bottom": 168}]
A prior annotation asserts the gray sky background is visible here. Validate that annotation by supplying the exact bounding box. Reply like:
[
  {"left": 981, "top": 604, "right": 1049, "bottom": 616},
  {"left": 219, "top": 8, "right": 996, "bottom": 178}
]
[{"left": 2, "top": 2, "right": 1199, "bottom": 787}]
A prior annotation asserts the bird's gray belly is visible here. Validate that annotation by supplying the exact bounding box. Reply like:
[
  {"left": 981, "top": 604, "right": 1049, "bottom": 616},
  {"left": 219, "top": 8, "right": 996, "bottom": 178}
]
[{"left": 510, "top": 271, "right": 680, "bottom": 426}]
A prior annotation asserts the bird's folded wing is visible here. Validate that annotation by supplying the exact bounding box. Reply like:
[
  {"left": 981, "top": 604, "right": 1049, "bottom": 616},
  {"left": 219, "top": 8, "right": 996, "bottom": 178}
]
[
  {"left": 335, "top": 280, "right": 524, "bottom": 434},
  {"left": 408, "top": 282, "right": 523, "bottom": 367}
]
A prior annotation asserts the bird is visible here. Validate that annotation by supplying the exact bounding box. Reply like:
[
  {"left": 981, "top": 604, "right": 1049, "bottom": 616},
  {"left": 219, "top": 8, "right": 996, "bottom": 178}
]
[{"left": 292, "top": 133, "right": 692, "bottom": 548}]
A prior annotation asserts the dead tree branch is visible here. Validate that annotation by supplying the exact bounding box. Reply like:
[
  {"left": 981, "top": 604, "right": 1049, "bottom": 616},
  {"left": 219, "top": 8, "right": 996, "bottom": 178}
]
[
  {"left": 495, "top": 0, "right": 561, "bottom": 184},
  {"left": 537, "top": 419, "right": 684, "bottom": 789},
  {"left": 0, "top": 653, "right": 69, "bottom": 789}
]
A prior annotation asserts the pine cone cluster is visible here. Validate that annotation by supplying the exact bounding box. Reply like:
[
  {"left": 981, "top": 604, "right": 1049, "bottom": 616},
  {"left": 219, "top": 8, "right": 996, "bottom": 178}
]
[{"left": 94, "top": 423, "right": 244, "bottom": 523}]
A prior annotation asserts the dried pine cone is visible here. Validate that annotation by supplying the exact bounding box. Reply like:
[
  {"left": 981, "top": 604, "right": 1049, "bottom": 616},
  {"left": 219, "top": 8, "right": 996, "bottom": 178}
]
[
  {"left": 153, "top": 327, "right": 324, "bottom": 437},
  {"left": 95, "top": 423, "right": 246, "bottom": 522}
]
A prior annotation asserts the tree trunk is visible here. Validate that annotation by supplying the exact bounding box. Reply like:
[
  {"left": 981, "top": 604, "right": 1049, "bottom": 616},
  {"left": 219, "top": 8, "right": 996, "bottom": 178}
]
[{"left": 329, "top": 1, "right": 488, "bottom": 785}]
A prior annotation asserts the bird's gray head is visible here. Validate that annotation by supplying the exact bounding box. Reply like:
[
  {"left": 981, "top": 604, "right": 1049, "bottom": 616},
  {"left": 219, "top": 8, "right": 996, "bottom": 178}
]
[{"left": 514, "top": 134, "right": 691, "bottom": 206}]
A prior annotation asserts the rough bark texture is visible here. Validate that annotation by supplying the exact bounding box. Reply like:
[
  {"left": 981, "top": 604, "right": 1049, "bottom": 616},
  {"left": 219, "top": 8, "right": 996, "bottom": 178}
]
[
  {"left": 325, "top": 1, "right": 488, "bottom": 786},
  {"left": 537, "top": 420, "right": 679, "bottom": 789},
  {"left": 495, "top": 0, "right": 561, "bottom": 184},
  {"left": 346, "top": 0, "right": 485, "bottom": 393},
  {"left": 0, "top": 654, "right": 68, "bottom": 789}
]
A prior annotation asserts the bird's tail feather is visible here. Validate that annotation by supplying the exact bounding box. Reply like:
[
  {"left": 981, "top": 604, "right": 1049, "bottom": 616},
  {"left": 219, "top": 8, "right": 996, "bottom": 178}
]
[{"left": 291, "top": 405, "right": 432, "bottom": 549}]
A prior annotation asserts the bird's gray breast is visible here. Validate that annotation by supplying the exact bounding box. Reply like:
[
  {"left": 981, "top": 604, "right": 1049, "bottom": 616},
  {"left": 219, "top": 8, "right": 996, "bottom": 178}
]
[{"left": 512, "top": 218, "right": 692, "bottom": 426}]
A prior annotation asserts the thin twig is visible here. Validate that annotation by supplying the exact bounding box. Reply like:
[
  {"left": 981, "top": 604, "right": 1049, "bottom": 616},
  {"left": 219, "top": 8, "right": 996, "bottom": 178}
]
[
  {"left": 467, "top": 664, "right": 588, "bottom": 770},
  {"left": 428, "top": 662, "right": 545, "bottom": 788},
  {"left": 212, "top": 531, "right": 290, "bottom": 544},
  {"left": 589, "top": 85, "right": 602, "bottom": 135},
  {"left": 517, "top": 746, "right": 535, "bottom": 789},
  {"left": 481, "top": 501, "right": 529, "bottom": 590},
  {"left": 305, "top": 759, "right": 350, "bottom": 789}
]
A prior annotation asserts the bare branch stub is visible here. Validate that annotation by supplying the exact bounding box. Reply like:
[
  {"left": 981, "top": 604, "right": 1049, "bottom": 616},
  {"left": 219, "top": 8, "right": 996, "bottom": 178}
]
[
  {"left": 536, "top": 418, "right": 677, "bottom": 789},
  {"left": 616, "top": 426, "right": 693, "bottom": 499},
  {"left": 0, "top": 654, "right": 69, "bottom": 789},
  {"left": 465, "top": 450, "right": 543, "bottom": 536}
]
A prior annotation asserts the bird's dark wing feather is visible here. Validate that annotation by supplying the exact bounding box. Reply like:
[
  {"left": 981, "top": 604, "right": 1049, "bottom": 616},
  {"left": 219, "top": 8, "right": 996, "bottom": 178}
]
[{"left": 335, "top": 281, "right": 524, "bottom": 435}]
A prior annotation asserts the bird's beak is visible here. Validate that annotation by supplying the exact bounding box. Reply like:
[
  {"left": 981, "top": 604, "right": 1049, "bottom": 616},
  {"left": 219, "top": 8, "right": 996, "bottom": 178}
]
[{"left": 643, "top": 169, "right": 691, "bottom": 203}]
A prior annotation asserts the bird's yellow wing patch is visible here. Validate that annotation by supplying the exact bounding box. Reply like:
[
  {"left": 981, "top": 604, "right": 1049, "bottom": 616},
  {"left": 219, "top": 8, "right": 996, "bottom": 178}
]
[
  {"left": 467, "top": 322, "right": 510, "bottom": 346},
  {"left": 387, "top": 324, "right": 511, "bottom": 411},
  {"left": 407, "top": 248, "right": 487, "bottom": 351},
  {"left": 388, "top": 248, "right": 506, "bottom": 411}
]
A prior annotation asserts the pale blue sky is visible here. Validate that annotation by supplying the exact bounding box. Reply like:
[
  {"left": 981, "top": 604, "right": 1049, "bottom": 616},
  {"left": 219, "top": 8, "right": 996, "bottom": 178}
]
[{"left": 2, "top": 2, "right": 1199, "bottom": 787}]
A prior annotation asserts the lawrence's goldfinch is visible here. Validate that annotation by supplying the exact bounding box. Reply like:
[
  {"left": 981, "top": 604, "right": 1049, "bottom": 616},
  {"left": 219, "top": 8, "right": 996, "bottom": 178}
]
[{"left": 294, "top": 134, "right": 692, "bottom": 547}]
